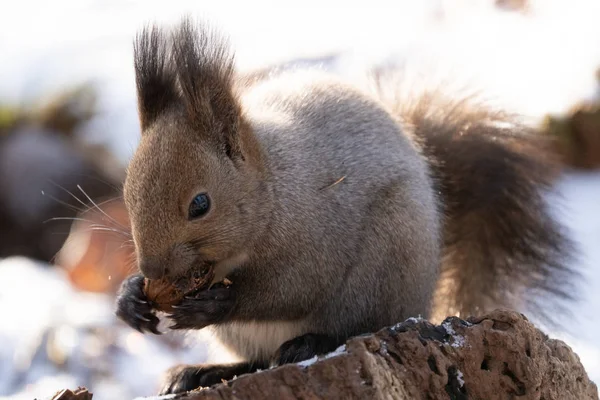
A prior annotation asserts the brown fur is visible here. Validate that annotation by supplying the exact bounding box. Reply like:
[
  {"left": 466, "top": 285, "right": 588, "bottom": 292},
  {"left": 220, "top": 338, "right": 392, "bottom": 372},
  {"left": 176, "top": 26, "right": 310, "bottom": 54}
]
[
  {"left": 366, "top": 67, "right": 576, "bottom": 324},
  {"left": 121, "top": 18, "right": 576, "bottom": 390}
]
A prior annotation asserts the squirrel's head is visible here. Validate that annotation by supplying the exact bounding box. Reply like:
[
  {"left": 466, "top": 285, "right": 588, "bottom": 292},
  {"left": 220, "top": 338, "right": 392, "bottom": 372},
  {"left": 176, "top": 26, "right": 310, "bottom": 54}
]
[{"left": 123, "top": 19, "right": 268, "bottom": 281}]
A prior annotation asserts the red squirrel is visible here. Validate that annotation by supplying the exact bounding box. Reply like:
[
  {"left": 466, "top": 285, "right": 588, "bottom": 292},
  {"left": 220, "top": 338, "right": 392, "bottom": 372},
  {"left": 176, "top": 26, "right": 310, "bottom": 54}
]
[{"left": 116, "top": 18, "right": 575, "bottom": 394}]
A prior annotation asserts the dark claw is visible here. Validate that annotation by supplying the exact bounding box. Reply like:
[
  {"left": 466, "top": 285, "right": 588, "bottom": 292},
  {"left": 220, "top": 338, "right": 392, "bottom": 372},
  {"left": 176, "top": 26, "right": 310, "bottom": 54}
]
[
  {"left": 115, "top": 274, "right": 162, "bottom": 334},
  {"left": 134, "top": 312, "right": 151, "bottom": 322},
  {"left": 148, "top": 323, "right": 161, "bottom": 335}
]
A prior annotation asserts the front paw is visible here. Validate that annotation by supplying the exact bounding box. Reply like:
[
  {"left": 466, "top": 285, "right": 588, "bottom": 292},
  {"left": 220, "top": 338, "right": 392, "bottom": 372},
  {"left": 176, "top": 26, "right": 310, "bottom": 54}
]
[
  {"left": 158, "top": 363, "right": 254, "bottom": 395},
  {"left": 115, "top": 274, "right": 161, "bottom": 334},
  {"left": 167, "top": 283, "right": 235, "bottom": 330}
]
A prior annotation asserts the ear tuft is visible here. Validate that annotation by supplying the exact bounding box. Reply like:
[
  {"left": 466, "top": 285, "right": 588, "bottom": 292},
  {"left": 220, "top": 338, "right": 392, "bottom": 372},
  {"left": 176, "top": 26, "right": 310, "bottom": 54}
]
[
  {"left": 133, "top": 17, "right": 247, "bottom": 161},
  {"left": 171, "top": 17, "right": 244, "bottom": 159},
  {"left": 133, "top": 24, "right": 178, "bottom": 131}
]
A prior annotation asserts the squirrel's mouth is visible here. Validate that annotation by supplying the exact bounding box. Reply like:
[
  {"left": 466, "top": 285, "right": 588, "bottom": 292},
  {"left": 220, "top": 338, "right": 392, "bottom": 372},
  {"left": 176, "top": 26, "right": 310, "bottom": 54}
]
[{"left": 170, "top": 261, "right": 214, "bottom": 291}]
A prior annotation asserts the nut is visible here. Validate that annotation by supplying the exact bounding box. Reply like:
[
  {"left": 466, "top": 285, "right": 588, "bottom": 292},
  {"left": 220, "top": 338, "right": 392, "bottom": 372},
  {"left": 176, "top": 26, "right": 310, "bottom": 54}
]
[{"left": 143, "top": 265, "right": 214, "bottom": 312}]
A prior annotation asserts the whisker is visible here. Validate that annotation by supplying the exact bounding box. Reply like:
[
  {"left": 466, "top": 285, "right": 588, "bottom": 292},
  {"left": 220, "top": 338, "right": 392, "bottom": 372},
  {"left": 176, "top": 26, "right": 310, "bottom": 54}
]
[
  {"left": 43, "top": 182, "right": 129, "bottom": 238},
  {"left": 65, "top": 172, "right": 124, "bottom": 193},
  {"left": 47, "top": 180, "right": 90, "bottom": 210},
  {"left": 44, "top": 217, "right": 130, "bottom": 236},
  {"left": 83, "top": 226, "right": 131, "bottom": 237},
  {"left": 43, "top": 216, "right": 107, "bottom": 226},
  {"left": 124, "top": 253, "right": 139, "bottom": 274},
  {"left": 118, "top": 243, "right": 136, "bottom": 252},
  {"left": 44, "top": 217, "right": 131, "bottom": 240},
  {"left": 47, "top": 179, "right": 124, "bottom": 212},
  {"left": 77, "top": 184, "right": 129, "bottom": 230},
  {"left": 41, "top": 191, "right": 87, "bottom": 214},
  {"left": 89, "top": 223, "right": 131, "bottom": 237}
]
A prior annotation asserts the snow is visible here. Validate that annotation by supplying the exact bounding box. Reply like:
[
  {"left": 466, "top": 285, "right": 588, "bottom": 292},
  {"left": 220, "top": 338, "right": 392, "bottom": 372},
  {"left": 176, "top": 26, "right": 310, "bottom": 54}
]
[
  {"left": 0, "top": 258, "right": 205, "bottom": 400},
  {"left": 442, "top": 322, "right": 467, "bottom": 348},
  {"left": 132, "top": 396, "right": 176, "bottom": 400},
  {"left": 324, "top": 345, "right": 347, "bottom": 359},
  {"left": 1, "top": 1, "right": 600, "bottom": 398},
  {"left": 297, "top": 356, "right": 319, "bottom": 368},
  {"left": 296, "top": 345, "right": 348, "bottom": 368},
  {"left": 456, "top": 370, "right": 465, "bottom": 388}
]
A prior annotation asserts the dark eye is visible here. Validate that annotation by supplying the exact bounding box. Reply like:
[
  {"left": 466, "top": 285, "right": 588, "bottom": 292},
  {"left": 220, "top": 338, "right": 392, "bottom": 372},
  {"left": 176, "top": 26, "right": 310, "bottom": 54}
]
[{"left": 188, "top": 193, "right": 211, "bottom": 219}]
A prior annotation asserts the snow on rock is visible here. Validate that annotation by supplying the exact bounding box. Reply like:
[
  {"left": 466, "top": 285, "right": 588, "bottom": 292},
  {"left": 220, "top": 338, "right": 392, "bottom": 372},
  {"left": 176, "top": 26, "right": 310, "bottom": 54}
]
[
  {"left": 132, "top": 395, "right": 177, "bottom": 400},
  {"left": 296, "top": 356, "right": 319, "bottom": 368},
  {"left": 442, "top": 321, "right": 467, "bottom": 348},
  {"left": 456, "top": 369, "right": 465, "bottom": 388},
  {"left": 324, "top": 345, "right": 347, "bottom": 359},
  {"left": 296, "top": 345, "right": 348, "bottom": 368}
]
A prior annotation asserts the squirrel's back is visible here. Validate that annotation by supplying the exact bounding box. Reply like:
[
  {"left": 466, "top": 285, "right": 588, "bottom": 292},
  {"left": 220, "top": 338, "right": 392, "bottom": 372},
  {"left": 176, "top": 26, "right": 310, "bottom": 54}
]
[
  {"left": 240, "top": 63, "right": 577, "bottom": 325},
  {"left": 234, "top": 69, "right": 442, "bottom": 331},
  {"left": 241, "top": 70, "right": 435, "bottom": 222}
]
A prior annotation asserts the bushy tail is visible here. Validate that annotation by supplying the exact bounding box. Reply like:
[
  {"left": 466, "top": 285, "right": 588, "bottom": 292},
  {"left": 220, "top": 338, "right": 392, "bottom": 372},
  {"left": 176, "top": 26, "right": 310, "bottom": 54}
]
[{"left": 371, "top": 70, "right": 578, "bottom": 325}]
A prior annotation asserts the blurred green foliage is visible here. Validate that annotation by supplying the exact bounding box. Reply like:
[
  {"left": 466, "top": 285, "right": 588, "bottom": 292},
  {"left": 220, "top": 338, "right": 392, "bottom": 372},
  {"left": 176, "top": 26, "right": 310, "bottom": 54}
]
[
  {"left": 542, "top": 70, "right": 600, "bottom": 170},
  {"left": 0, "top": 84, "right": 97, "bottom": 138}
]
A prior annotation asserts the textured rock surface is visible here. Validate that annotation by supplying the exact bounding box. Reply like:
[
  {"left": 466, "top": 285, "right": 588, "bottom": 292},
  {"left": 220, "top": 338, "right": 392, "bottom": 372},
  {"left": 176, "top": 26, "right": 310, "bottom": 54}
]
[
  {"left": 49, "top": 387, "right": 93, "bottom": 400},
  {"left": 173, "top": 309, "right": 598, "bottom": 400}
]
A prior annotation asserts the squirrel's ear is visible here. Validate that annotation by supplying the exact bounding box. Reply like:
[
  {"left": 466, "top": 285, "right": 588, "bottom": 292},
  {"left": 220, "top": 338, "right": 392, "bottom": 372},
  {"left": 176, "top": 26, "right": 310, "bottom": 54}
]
[
  {"left": 171, "top": 17, "right": 245, "bottom": 162},
  {"left": 134, "top": 25, "right": 178, "bottom": 132}
]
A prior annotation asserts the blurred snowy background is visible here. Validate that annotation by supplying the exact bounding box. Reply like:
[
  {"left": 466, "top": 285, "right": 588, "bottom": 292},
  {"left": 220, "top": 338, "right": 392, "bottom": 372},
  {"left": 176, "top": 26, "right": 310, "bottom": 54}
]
[{"left": 1, "top": 0, "right": 600, "bottom": 399}]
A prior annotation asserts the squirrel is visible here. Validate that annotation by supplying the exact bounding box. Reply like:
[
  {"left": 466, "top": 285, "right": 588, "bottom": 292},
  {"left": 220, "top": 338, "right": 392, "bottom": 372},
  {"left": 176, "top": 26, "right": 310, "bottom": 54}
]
[{"left": 115, "top": 18, "right": 576, "bottom": 395}]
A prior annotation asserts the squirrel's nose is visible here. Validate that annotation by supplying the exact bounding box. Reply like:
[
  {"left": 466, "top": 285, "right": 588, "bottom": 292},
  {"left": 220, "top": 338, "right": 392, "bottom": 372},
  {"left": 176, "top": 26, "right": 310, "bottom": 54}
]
[{"left": 138, "top": 258, "right": 166, "bottom": 280}]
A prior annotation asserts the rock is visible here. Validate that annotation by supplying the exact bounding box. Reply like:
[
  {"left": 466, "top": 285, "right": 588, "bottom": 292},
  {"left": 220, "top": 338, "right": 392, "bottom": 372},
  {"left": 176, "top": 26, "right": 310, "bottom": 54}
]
[
  {"left": 49, "top": 387, "right": 93, "bottom": 400},
  {"left": 172, "top": 309, "right": 597, "bottom": 400},
  {"left": 47, "top": 310, "right": 597, "bottom": 400}
]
